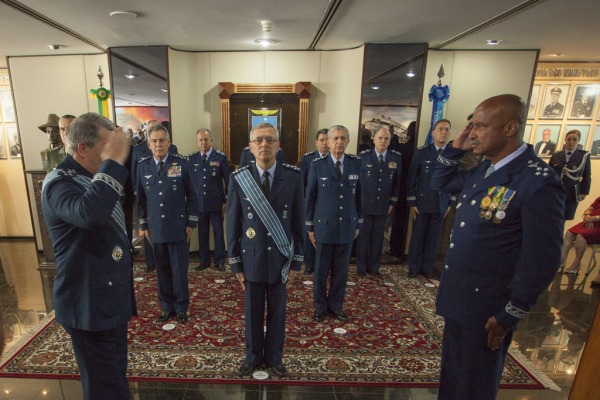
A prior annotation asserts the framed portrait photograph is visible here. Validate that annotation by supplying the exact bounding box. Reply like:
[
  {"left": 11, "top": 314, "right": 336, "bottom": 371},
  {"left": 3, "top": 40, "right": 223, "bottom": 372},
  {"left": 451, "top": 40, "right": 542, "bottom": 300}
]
[
  {"left": 524, "top": 124, "right": 533, "bottom": 144},
  {"left": 0, "top": 90, "right": 16, "bottom": 122},
  {"left": 539, "top": 84, "right": 570, "bottom": 119},
  {"left": 7, "top": 126, "right": 21, "bottom": 158},
  {"left": 527, "top": 84, "right": 541, "bottom": 120},
  {"left": 560, "top": 124, "right": 590, "bottom": 151},
  {"left": 569, "top": 85, "right": 598, "bottom": 119},
  {"left": 590, "top": 125, "right": 600, "bottom": 157},
  {"left": 533, "top": 124, "right": 561, "bottom": 157},
  {"left": 0, "top": 128, "right": 7, "bottom": 159}
]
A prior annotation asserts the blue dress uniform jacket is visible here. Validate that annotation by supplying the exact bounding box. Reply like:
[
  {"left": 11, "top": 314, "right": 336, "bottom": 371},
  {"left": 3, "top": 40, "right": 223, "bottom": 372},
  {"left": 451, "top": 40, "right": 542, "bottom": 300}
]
[
  {"left": 189, "top": 149, "right": 231, "bottom": 213},
  {"left": 239, "top": 146, "right": 284, "bottom": 168},
  {"left": 136, "top": 153, "right": 198, "bottom": 243},
  {"left": 549, "top": 149, "right": 591, "bottom": 220},
  {"left": 305, "top": 154, "right": 363, "bottom": 244},
  {"left": 359, "top": 148, "right": 402, "bottom": 215},
  {"left": 432, "top": 144, "right": 565, "bottom": 331},
  {"left": 407, "top": 143, "right": 452, "bottom": 213},
  {"left": 299, "top": 150, "right": 327, "bottom": 187},
  {"left": 131, "top": 142, "right": 179, "bottom": 195},
  {"left": 42, "top": 155, "right": 136, "bottom": 331},
  {"left": 227, "top": 163, "right": 305, "bottom": 283}
]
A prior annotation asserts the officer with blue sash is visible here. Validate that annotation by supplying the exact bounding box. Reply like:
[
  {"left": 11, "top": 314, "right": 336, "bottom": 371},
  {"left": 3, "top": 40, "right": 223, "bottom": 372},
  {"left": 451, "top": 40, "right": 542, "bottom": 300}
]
[
  {"left": 356, "top": 127, "right": 401, "bottom": 275},
  {"left": 227, "top": 122, "right": 304, "bottom": 378},
  {"left": 431, "top": 95, "right": 564, "bottom": 400},
  {"left": 137, "top": 124, "right": 198, "bottom": 325},
  {"left": 305, "top": 125, "right": 362, "bottom": 323},
  {"left": 299, "top": 128, "right": 329, "bottom": 274},
  {"left": 189, "top": 128, "right": 231, "bottom": 271}
]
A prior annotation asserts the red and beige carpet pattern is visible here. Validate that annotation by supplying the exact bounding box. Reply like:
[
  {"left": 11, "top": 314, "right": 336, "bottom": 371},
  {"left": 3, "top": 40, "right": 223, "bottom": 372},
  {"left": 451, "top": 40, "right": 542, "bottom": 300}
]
[{"left": 0, "top": 264, "right": 550, "bottom": 388}]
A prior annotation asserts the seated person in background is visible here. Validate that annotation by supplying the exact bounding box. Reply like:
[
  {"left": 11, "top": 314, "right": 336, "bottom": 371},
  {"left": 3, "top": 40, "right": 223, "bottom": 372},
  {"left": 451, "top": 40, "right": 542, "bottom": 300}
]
[{"left": 561, "top": 195, "right": 600, "bottom": 276}]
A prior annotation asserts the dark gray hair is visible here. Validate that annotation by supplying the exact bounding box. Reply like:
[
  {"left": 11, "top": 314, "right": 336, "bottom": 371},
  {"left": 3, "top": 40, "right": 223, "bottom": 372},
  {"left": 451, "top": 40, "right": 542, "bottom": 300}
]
[
  {"left": 196, "top": 128, "right": 211, "bottom": 137},
  {"left": 327, "top": 125, "right": 349, "bottom": 139},
  {"left": 148, "top": 124, "right": 171, "bottom": 141},
  {"left": 66, "top": 113, "right": 115, "bottom": 155},
  {"left": 250, "top": 122, "right": 280, "bottom": 140}
]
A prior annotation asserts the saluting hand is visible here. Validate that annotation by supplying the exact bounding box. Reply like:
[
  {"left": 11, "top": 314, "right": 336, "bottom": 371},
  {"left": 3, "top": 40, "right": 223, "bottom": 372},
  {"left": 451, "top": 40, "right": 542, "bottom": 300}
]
[
  {"left": 452, "top": 122, "right": 474, "bottom": 151},
  {"left": 101, "top": 126, "right": 130, "bottom": 166}
]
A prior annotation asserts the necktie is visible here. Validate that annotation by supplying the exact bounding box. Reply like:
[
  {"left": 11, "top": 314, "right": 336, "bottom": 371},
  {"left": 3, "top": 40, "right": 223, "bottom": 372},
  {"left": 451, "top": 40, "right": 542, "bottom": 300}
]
[
  {"left": 378, "top": 154, "right": 384, "bottom": 165},
  {"left": 335, "top": 160, "right": 342, "bottom": 180},
  {"left": 158, "top": 160, "right": 164, "bottom": 174},
  {"left": 566, "top": 151, "right": 572, "bottom": 162},
  {"left": 484, "top": 164, "right": 495, "bottom": 178},
  {"left": 202, "top": 153, "right": 207, "bottom": 163},
  {"left": 262, "top": 171, "right": 270, "bottom": 197},
  {"left": 438, "top": 148, "right": 442, "bottom": 154}
]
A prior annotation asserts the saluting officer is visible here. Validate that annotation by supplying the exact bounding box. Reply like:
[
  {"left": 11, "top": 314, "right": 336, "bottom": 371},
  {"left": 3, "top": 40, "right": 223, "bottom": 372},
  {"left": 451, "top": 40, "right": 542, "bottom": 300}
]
[
  {"left": 306, "top": 125, "right": 362, "bottom": 323},
  {"left": 227, "top": 122, "right": 304, "bottom": 378},
  {"left": 239, "top": 145, "right": 284, "bottom": 168},
  {"left": 189, "top": 128, "right": 231, "bottom": 271},
  {"left": 131, "top": 120, "right": 179, "bottom": 272},
  {"left": 137, "top": 124, "right": 198, "bottom": 325},
  {"left": 299, "top": 128, "right": 329, "bottom": 274},
  {"left": 406, "top": 119, "right": 454, "bottom": 278},
  {"left": 356, "top": 127, "right": 401, "bottom": 276}
]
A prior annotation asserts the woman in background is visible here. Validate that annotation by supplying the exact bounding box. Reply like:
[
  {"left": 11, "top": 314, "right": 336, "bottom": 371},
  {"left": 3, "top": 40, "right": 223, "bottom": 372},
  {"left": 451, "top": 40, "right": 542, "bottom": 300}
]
[{"left": 561, "top": 196, "right": 600, "bottom": 276}]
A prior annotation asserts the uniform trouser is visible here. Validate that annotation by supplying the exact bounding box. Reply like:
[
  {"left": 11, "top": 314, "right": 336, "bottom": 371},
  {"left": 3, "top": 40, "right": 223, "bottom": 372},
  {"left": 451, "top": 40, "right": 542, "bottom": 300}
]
[
  {"left": 244, "top": 281, "right": 287, "bottom": 367},
  {"left": 408, "top": 212, "right": 444, "bottom": 275},
  {"left": 303, "top": 231, "right": 316, "bottom": 272},
  {"left": 64, "top": 324, "right": 129, "bottom": 400},
  {"left": 314, "top": 242, "right": 352, "bottom": 314},
  {"left": 438, "top": 318, "right": 513, "bottom": 400},
  {"left": 197, "top": 211, "right": 226, "bottom": 266},
  {"left": 355, "top": 213, "right": 387, "bottom": 274},
  {"left": 153, "top": 240, "right": 190, "bottom": 314},
  {"left": 143, "top": 236, "right": 155, "bottom": 269}
]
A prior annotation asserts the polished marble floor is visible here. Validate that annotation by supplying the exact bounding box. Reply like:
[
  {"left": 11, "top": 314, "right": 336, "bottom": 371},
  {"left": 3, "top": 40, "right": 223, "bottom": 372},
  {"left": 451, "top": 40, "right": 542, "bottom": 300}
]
[{"left": 0, "top": 238, "right": 597, "bottom": 399}]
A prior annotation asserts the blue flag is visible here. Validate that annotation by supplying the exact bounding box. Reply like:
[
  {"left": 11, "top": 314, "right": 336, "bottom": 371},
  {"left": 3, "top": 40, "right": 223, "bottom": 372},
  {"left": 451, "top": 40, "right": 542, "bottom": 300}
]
[{"left": 426, "top": 84, "right": 450, "bottom": 145}]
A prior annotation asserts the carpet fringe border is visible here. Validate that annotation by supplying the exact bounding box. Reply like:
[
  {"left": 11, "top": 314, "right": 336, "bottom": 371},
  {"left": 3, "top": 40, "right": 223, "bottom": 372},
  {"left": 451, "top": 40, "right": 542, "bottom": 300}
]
[{"left": 508, "top": 347, "right": 561, "bottom": 392}]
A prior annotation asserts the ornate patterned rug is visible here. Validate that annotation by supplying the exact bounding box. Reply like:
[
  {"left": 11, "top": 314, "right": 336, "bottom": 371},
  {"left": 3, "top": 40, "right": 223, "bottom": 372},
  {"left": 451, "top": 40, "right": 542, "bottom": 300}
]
[{"left": 0, "top": 264, "right": 555, "bottom": 388}]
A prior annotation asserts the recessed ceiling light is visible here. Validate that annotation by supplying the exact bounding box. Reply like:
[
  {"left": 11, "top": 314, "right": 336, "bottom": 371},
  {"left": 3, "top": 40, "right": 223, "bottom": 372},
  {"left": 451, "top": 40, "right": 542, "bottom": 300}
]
[
  {"left": 47, "top": 44, "right": 63, "bottom": 50},
  {"left": 550, "top": 53, "right": 563, "bottom": 57},
  {"left": 255, "top": 39, "right": 274, "bottom": 47},
  {"left": 371, "top": 86, "right": 380, "bottom": 90},
  {"left": 124, "top": 74, "right": 137, "bottom": 79},
  {"left": 161, "top": 88, "right": 168, "bottom": 93},
  {"left": 110, "top": 11, "right": 138, "bottom": 18},
  {"left": 485, "top": 39, "right": 501, "bottom": 45},
  {"left": 406, "top": 72, "right": 416, "bottom": 78}
]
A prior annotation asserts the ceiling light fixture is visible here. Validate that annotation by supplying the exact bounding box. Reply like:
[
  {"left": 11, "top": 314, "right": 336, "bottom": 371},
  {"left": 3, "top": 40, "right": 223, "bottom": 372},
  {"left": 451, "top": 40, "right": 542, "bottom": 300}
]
[
  {"left": 406, "top": 72, "right": 416, "bottom": 77},
  {"left": 255, "top": 39, "right": 274, "bottom": 47},
  {"left": 47, "top": 44, "right": 63, "bottom": 50},
  {"left": 110, "top": 11, "right": 138, "bottom": 18},
  {"left": 485, "top": 39, "right": 501, "bottom": 45},
  {"left": 161, "top": 88, "right": 168, "bottom": 93},
  {"left": 124, "top": 74, "right": 137, "bottom": 79},
  {"left": 551, "top": 53, "right": 563, "bottom": 57},
  {"left": 371, "top": 86, "right": 380, "bottom": 90},
  {"left": 261, "top": 20, "right": 272, "bottom": 32}
]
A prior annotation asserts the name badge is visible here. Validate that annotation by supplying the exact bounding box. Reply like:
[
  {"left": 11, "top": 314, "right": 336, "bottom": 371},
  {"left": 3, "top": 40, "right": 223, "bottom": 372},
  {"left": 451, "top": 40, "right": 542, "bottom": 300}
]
[{"left": 348, "top": 174, "right": 358, "bottom": 180}]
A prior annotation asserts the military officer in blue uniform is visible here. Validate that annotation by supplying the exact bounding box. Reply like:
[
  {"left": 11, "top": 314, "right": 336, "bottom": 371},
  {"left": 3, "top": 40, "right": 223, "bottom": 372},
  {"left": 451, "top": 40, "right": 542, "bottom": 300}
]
[
  {"left": 305, "top": 125, "right": 362, "bottom": 323},
  {"left": 239, "top": 145, "right": 284, "bottom": 168},
  {"left": 189, "top": 128, "right": 231, "bottom": 271},
  {"left": 137, "top": 124, "right": 198, "bottom": 324},
  {"left": 42, "top": 113, "right": 136, "bottom": 400},
  {"left": 356, "top": 127, "right": 401, "bottom": 276},
  {"left": 131, "top": 120, "right": 179, "bottom": 272},
  {"left": 227, "top": 122, "right": 304, "bottom": 378},
  {"left": 299, "top": 128, "right": 329, "bottom": 274},
  {"left": 549, "top": 129, "right": 591, "bottom": 223},
  {"left": 431, "top": 95, "right": 565, "bottom": 400},
  {"left": 406, "top": 119, "right": 454, "bottom": 278}
]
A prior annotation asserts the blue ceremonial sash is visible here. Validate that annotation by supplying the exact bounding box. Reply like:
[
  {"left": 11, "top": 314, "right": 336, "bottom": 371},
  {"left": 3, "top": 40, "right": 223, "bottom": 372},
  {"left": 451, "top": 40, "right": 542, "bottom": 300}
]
[
  {"left": 426, "top": 84, "right": 450, "bottom": 145},
  {"left": 235, "top": 169, "right": 294, "bottom": 283}
]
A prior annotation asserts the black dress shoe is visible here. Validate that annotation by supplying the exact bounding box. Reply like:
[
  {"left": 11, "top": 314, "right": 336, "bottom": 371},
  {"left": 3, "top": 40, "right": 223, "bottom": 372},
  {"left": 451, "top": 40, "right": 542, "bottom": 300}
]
[
  {"left": 371, "top": 271, "right": 381, "bottom": 276},
  {"left": 194, "top": 264, "right": 209, "bottom": 272},
  {"left": 357, "top": 271, "right": 366, "bottom": 277},
  {"left": 313, "top": 311, "right": 325, "bottom": 322},
  {"left": 407, "top": 272, "right": 417, "bottom": 278},
  {"left": 176, "top": 312, "right": 188, "bottom": 323},
  {"left": 146, "top": 266, "right": 156, "bottom": 273},
  {"left": 269, "top": 364, "right": 288, "bottom": 378},
  {"left": 328, "top": 309, "right": 349, "bottom": 322},
  {"left": 155, "top": 311, "right": 172, "bottom": 324},
  {"left": 239, "top": 362, "right": 255, "bottom": 376},
  {"left": 215, "top": 264, "right": 226, "bottom": 272}
]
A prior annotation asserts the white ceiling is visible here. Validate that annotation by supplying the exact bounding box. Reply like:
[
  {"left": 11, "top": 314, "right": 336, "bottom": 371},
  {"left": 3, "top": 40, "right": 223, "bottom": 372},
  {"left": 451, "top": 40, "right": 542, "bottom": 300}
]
[{"left": 1, "top": 0, "right": 599, "bottom": 105}]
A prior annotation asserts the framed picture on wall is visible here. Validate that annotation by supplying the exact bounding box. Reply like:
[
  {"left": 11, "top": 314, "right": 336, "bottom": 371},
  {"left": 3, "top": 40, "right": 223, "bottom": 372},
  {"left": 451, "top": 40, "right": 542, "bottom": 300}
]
[
  {"left": 7, "top": 126, "right": 21, "bottom": 158},
  {"left": 560, "top": 124, "right": 590, "bottom": 151},
  {"left": 524, "top": 124, "right": 533, "bottom": 144},
  {"left": 527, "top": 85, "right": 541, "bottom": 120},
  {"left": 0, "top": 128, "right": 7, "bottom": 159},
  {"left": 539, "top": 84, "right": 570, "bottom": 119},
  {"left": 0, "top": 90, "right": 16, "bottom": 122},
  {"left": 590, "top": 125, "right": 600, "bottom": 157},
  {"left": 569, "top": 85, "right": 598, "bottom": 119},
  {"left": 533, "top": 124, "right": 561, "bottom": 157}
]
